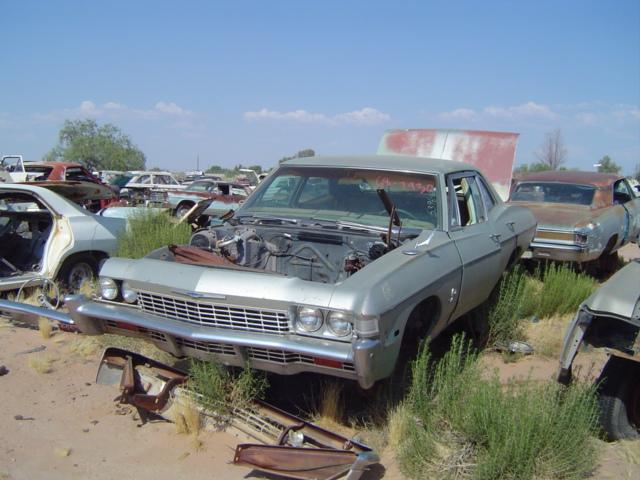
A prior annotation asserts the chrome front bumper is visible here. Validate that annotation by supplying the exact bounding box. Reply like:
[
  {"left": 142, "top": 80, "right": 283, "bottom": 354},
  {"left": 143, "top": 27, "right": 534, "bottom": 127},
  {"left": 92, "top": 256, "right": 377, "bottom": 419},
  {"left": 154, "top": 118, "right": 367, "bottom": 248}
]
[
  {"left": 524, "top": 240, "right": 600, "bottom": 263},
  {"left": 0, "top": 296, "right": 384, "bottom": 389}
]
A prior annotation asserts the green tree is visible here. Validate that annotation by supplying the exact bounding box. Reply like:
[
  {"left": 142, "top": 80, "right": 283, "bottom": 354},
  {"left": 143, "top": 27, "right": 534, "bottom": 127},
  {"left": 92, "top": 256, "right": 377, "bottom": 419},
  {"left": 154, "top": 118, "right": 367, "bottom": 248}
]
[
  {"left": 44, "top": 119, "right": 146, "bottom": 171},
  {"left": 514, "top": 162, "right": 553, "bottom": 174},
  {"left": 596, "top": 155, "right": 621, "bottom": 174},
  {"left": 279, "top": 148, "right": 316, "bottom": 164}
]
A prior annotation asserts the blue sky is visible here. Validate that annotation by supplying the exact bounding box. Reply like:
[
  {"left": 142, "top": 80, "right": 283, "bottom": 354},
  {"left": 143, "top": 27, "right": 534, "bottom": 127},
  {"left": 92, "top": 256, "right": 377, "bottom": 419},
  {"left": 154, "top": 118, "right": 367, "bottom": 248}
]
[{"left": 1, "top": 0, "right": 639, "bottom": 173}]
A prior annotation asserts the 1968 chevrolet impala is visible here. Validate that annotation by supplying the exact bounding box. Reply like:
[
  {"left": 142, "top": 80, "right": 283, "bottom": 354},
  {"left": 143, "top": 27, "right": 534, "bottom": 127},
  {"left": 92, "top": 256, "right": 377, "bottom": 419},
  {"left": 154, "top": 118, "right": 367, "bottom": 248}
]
[{"left": 0, "top": 155, "right": 536, "bottom": 388}]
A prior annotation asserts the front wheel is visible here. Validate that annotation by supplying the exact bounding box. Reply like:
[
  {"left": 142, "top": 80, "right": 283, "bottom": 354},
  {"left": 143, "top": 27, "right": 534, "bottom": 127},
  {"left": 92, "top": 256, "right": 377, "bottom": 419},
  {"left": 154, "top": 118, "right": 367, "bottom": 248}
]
[
  {"left": 175, "top": 203, "right": 194, "bottom": 219},
  {"left": 598, "top": 359, "right": 640, "bottom": 440},
  {"left": 57, "top": 255, "right": 98, "bottom": 294}
]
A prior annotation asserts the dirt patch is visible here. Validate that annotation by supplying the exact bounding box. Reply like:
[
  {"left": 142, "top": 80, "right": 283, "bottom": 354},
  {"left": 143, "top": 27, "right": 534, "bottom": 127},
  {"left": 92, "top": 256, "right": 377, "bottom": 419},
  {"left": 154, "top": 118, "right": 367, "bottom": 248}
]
[{"left": 0, "top": 325, "right": 253, "bottom": 480}]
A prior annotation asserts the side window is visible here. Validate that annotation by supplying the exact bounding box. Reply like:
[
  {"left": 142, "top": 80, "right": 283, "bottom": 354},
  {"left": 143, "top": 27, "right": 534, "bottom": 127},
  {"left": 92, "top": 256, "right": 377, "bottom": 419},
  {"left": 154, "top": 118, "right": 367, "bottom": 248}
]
[
  {"left": 138, "top": 175, "right": 151, "bottom": 184},
  {"left": 476, "top": 175, "right": 496, "bottom": 212},
  {"left": 613, "top": 180, "right": 632, "bottom": 204},
  {"left": 449, "top": 175, "right": 486, "bottom": 227}
]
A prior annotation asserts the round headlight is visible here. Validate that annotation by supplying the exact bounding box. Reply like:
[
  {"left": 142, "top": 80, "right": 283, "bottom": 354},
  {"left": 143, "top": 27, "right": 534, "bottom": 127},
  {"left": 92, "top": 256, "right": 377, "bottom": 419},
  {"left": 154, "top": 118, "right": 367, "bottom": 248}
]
[
  {"left": 327, "top": 311, "right": 353, "bottom": 337},
  {"left": 296, "top": 307, "right": 323, "bottom": 332},
  {"left": 99, "top": 277, "right": 118, "bottom": 300},
  {"left": 121, "top": 281, "right": 138, "bottom": 304}
]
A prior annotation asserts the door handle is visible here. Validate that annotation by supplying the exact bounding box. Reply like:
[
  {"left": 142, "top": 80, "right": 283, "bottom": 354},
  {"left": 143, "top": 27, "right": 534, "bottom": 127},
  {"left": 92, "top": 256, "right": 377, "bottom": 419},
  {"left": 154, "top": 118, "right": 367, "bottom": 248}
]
[
  {"left": 490, "top": 233, "right": 502, "bottom": 243},
  {"left": 506, "top": 221, "right": 516, "bottom": 230}
]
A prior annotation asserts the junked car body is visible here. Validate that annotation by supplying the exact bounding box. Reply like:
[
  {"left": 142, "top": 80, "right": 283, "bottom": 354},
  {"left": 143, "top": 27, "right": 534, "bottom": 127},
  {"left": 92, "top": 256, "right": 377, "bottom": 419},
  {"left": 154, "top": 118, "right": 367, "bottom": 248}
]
[
  {"left": 0, "top": 154, "right": 536, "bottom": 388},
  {"left": 119, "top": 171, "right": 183, "bottom": 203},
  {"left": 558, "top": 259, "right": 640, "bottom": 439},
  {"left": 166, "top": 179, "right": 251, "bottom": 218},
  {"left": 509, "top": 171, "right": 640, "bottom": 268},
  {"left": 0, "top": 184, "right": 125, "bottom": 294}
]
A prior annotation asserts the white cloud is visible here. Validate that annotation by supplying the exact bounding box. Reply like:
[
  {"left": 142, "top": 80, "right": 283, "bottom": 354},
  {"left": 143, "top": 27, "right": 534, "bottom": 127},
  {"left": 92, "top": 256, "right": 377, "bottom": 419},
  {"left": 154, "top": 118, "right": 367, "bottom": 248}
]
[
  {"left": 334, "top": 107, "right": 391, "bottom": 125},
  {"left": 575, "top": 112, "right": 598, "bottom": 125},
  {"left": 103, "top": 101, "right": 126, "bottom": 111},
  {"left": 244, "top": 106, "right": 390, "bottom": 126},
  {"left": 483, "top": 101, "right": 556, "bottom": 119},
  {"left": 438, "top": 107, "right": 477, "bottom": 121},
  {"left": 154, "top": 101, "right": 192, "bottom": 116},
  {"left": 244, "top": 108, "right": 330, "bottom": 124}
]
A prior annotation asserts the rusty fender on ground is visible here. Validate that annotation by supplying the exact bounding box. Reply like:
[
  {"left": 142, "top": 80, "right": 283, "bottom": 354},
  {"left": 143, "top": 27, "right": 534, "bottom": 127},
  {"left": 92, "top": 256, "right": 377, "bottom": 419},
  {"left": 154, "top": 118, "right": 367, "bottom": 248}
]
[{"left": 95, "top": 348, "right": 379, "bottom": 480}]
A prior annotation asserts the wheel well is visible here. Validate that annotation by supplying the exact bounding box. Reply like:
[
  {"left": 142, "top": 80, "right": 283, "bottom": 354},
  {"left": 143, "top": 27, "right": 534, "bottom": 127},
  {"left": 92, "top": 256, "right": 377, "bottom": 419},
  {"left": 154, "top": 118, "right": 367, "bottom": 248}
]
[
  {"left": 507, "top": 247, "right": 521, "bottom": 269},
  {"left": 177, "top": 200, "right": 195, "bottom": 210},
  {"left": 402, "top": 296, "right": 441, "bottom": 346},
  {"left": 604, "top": 235, "right": 618, "bottom": 254},
  {"left": 56, "top": 251, "right": 108, "bottom": 276}
]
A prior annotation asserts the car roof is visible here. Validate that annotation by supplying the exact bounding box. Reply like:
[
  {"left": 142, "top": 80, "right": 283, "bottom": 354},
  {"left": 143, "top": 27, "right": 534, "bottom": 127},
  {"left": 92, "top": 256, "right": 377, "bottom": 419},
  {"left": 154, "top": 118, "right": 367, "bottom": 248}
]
[
  {"left": 25, "top": 161, "right": 83, "bottom": 168},
  {"left": 130, "top": 171, "right": 174, "bottom": 176},
  {"left": 515, "top": 170, "right": 622, "bottom": 187},
  {"left": 280, "top": 155, "right": 476, "bottom": 175}
]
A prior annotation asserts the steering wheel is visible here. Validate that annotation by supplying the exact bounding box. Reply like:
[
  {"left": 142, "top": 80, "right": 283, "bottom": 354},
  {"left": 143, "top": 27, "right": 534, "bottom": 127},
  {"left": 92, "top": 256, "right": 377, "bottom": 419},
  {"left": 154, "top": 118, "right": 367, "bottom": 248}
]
[{"left": 377, "top": 208, "right": 418, "bottom": 220}]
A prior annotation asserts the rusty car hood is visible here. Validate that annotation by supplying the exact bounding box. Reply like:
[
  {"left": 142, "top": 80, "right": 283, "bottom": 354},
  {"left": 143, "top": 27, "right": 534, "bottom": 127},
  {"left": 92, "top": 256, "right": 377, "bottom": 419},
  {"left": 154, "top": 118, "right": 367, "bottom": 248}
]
[
  {"left": 511, "top": 202, "right": 596, "bottom": 229},
  {"left": 582, "top": 260, "right": 640, "bottom": 324},
  {"left": 29, "top": 181, "right": 115, "bottom": 201},
  {"left": 378, "top": 129, "right": 518, "bottom": 200}
]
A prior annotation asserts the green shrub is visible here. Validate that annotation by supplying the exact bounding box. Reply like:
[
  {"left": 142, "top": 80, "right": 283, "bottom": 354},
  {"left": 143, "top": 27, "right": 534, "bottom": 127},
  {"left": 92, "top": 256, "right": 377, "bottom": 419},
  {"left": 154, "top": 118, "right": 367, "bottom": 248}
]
[
  {"left": 535, "top": 263, "right": 597, "bottom": 318},
  {"left": 188, "top": 360, "right": 268, "bottom": 416},
  {"left": 487, "top": 263, "right": 597, "bottom": 345},
  {"left": 486, "top": 266, "right": 529, "bottom": 345},
  {"left": 396, "top": 334, "right": 600, "bottom": 479},
  {"left": 115, "top": 210, "right": 192, "bottom": 259}
]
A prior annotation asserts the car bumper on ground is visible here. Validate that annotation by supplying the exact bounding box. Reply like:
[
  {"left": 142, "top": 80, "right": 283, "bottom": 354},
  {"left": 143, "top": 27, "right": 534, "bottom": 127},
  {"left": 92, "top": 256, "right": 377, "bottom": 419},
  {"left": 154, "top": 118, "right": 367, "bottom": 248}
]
[{"left": 0, "top": 296, "right": 383, "bottom": 389}]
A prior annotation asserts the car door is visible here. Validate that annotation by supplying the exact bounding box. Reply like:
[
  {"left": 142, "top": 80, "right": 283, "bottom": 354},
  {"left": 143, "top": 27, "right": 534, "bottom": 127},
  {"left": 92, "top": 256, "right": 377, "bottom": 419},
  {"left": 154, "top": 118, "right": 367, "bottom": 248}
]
[
  {"left": 614, "top": 179, "right": 640, "bottom": 242},
  {"left": 447, "top": 172, "right": 503, "bottom": 317}
]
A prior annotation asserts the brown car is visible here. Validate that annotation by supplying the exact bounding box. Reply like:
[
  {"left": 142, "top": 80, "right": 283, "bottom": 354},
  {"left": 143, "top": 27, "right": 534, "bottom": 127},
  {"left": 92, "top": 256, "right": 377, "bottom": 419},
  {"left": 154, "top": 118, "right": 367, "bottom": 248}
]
[{"left": 509, "top": 171, "right": 640, "bottom": 269}]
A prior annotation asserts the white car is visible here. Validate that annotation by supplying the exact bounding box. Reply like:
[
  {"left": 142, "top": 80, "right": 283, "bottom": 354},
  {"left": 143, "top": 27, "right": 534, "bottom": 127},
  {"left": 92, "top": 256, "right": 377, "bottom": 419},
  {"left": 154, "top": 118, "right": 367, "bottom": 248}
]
[
  {"left": 0, "top": 184, "right": 126, "bottom": 294},
  {"left": 119, "top": 171, "right": 183, "bottom": 202}
]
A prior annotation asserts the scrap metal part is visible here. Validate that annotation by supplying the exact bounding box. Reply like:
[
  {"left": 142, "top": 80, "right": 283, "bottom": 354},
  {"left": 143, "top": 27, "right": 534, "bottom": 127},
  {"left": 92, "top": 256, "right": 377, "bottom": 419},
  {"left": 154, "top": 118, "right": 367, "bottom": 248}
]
[
  {"left": 233, "top": 443, "right": 377, "bottom": 480},
  {"left": 95, "top": 348, "right": 378, "bottom": 480}
]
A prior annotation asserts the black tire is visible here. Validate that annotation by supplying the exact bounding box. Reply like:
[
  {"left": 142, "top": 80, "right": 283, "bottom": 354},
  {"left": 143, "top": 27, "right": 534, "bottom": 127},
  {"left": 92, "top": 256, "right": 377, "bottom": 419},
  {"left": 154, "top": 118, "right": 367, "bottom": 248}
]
[
  {"left": 57, "top": 254, "right": 98, "bottom": 294},
  {"left": 598, "top": 359, "right": 640, "bottom": 440},
  {"left": 175, "top": 202, "right": 194, "bottom": 219}
]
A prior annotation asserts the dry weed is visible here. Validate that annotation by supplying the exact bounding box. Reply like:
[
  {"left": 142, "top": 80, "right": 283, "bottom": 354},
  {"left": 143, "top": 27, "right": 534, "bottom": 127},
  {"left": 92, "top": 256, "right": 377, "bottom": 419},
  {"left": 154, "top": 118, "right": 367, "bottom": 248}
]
[
  {"left": 524, "top": 314, "right": 572, "bottom": 357},
  {"left": 54, "top": 447, "right": 71, "bottom": 458},
  {"left": 67, "top": 336, "right": 101, "bottom": 358},
  {"left": 387, "top": 403, "right": 412, "bottom": 450},
  {"left": 166, "top": 399, "right": 201, "bottom": 435},
  {"left": 27, "top": 354, "right": 54, "bottom": 374},
  {"left": 314, "top": 380, "right": 344, "bottom": 428},
  {"left": 38, "top": 318, "right": 52, "bottom": 339},
  {"left": 78, "top": 279, "right": 98, "bottom": 298}
]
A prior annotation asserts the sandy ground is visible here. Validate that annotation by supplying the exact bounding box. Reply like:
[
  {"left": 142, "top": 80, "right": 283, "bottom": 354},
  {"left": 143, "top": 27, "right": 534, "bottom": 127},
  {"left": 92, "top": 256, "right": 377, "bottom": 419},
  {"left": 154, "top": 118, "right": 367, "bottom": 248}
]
[
  {"left": 0, "top": 242, "right": 638, "bottom": 479},
  {"left": 0, "top": 325, "right": 257, "bottom": 480}
]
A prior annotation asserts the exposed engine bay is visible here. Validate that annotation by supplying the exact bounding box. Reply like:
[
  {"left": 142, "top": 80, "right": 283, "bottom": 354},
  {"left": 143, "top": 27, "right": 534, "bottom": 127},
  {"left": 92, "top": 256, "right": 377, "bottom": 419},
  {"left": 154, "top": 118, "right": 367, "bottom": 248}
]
[
  {"left": 151, "top": 223, "right": 410, "bottom": 284},
  {"left": 0, "top": 193, "right": 53, "bottom": 277}
]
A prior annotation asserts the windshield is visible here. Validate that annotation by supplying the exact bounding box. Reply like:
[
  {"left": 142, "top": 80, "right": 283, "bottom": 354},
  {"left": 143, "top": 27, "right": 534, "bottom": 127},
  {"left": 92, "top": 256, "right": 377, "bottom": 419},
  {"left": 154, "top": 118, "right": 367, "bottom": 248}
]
[
  {"left": 511, "top": 182, "right": 595, "bottom": 206},
  {"left": 239, "top": 166, "right": 440, "bottom": 229}
]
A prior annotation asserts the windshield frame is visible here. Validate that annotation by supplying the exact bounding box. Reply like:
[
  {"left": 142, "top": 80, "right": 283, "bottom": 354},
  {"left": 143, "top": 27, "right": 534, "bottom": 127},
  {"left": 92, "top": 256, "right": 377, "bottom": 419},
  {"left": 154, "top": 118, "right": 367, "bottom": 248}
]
[{"left": 238, "top": 165, "right": 442, "bottom": 230}]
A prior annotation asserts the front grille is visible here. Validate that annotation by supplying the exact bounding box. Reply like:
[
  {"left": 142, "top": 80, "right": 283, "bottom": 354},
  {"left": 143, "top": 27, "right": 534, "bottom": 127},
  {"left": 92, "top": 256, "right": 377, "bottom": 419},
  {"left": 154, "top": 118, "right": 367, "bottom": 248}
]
[
  {"left": 176, "top": 338, "right": 236, "bottom": 356},
  {"left": 247, "top": 347, "right": 355, "bottom": 372},
  {"left": 136, "top": 291, "right": 290, "bottom": 334}
]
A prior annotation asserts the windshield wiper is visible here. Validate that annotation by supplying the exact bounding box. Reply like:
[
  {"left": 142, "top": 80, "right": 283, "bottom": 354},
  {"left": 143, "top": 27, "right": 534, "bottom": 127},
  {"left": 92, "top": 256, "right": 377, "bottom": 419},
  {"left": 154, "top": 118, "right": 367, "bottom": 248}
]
[{"left": 236, "top": 214, "right": 299, "bottom": 225}]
